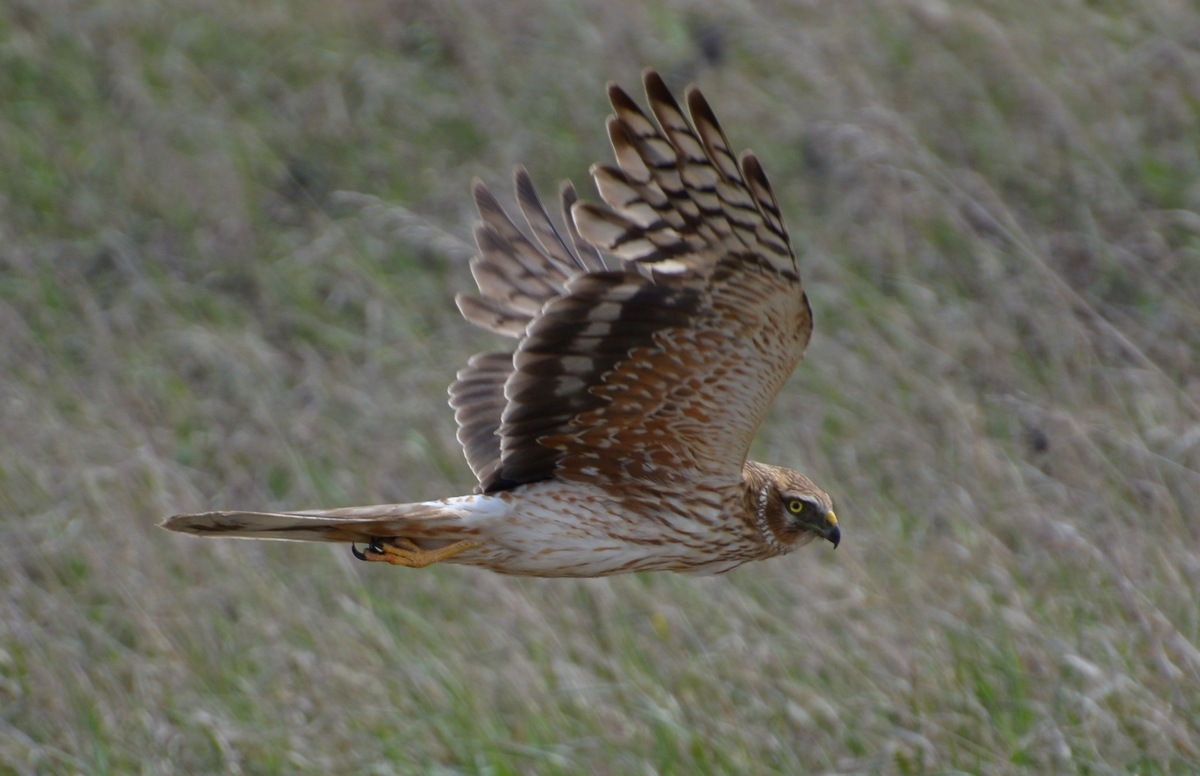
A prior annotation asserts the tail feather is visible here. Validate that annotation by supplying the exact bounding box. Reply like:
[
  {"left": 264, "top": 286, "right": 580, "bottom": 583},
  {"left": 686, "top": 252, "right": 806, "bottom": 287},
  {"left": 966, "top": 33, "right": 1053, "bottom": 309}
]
[{"left": 161, "top": 503, "right": 461, "bottom": 544}]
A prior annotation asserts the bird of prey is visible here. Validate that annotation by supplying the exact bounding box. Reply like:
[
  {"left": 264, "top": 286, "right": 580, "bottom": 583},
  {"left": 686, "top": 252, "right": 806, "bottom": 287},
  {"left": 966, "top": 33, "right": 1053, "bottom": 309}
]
[{"left": 162, "top": 69, "right": 840, "bottom": 577}]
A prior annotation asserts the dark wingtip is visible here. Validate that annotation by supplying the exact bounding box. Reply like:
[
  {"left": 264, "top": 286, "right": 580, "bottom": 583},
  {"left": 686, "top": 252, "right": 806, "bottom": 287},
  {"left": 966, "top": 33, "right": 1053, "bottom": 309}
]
[
  {"left": 471, "top": 178, "right": 502, "bottom": 217},
  {"left": 642, "top": 67, "right": 667, "bottom": 94},
  {"left": 513, "top": 165, "right": 536, "bottom": 203},
  {"left": 607, "top": 80, "right": 644, "bottom": 117}
]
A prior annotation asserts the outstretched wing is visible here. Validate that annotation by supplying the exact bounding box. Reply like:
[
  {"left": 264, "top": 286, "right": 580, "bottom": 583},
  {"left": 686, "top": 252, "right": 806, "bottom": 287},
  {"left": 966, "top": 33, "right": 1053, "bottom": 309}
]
[
  {"left": 450, "top": 69, "right": 812, "bottom": 495},
  {"left": 449, "top": 169, "right": 609, "bottom": 488}
]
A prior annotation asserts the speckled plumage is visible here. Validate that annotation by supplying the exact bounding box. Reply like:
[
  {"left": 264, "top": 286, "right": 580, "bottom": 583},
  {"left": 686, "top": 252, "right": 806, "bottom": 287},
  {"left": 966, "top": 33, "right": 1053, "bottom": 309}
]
[{"left": 162, "top": 69, "right": 840, "bottom": 577}]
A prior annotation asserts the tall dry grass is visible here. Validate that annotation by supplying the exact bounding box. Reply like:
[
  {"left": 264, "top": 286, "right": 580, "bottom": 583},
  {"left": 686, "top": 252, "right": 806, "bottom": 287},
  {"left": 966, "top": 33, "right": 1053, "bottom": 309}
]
[{"left": 2, "top": 0, "right": 1199, "bottom": 772}]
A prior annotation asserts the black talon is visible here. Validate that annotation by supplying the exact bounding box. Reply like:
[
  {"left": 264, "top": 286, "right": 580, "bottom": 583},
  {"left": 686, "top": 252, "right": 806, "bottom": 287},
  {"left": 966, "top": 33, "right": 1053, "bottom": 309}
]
[
  {"left": 351, "top": 538, "right": 390, "bottom": 562},
  {"left": 352, "top": 538, "right": 384, "bottom": 561}
]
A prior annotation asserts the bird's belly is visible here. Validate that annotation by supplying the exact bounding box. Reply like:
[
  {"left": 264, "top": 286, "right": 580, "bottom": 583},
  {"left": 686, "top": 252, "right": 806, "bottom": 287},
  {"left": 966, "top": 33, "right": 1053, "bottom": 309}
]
[
  {"left": 448, "top": 482, "right": 755, "bottom": 577},
  {"left": 454, "top": 536, "right": 747, "bottom": 577}
]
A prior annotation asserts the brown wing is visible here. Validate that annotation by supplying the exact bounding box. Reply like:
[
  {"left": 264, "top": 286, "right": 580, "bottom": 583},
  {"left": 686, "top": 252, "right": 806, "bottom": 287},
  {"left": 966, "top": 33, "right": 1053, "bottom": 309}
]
[
  {"left": 449, "top": 167, "right": 611, "bottom": 488},
  {"left": 450, "top": 69, "right": 811, "bottom": 495}
]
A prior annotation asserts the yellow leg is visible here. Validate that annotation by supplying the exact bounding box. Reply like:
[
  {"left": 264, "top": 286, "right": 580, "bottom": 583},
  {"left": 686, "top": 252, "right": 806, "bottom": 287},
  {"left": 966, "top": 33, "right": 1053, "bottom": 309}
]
[{"left": 353, "top": 537, "right": 481, "bottom": 568}]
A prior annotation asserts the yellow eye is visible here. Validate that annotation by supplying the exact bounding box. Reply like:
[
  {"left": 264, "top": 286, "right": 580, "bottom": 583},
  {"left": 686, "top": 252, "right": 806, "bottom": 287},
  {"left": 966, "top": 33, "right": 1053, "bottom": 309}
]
[{"left": 787, "top": 500, "right": 805, "bottom": 514}]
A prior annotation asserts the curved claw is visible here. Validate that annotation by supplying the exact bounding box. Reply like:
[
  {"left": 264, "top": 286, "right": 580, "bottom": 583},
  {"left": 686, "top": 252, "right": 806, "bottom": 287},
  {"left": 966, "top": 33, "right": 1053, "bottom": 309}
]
[{"left": 352, "top": 538, "right": 389, "bottom": 562}]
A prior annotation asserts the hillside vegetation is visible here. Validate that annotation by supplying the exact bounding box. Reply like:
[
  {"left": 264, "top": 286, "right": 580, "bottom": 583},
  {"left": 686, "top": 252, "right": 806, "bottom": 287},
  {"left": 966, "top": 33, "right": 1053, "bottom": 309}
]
[{"left": 3, "top": 0, "right": 1200, "bottom": 773}]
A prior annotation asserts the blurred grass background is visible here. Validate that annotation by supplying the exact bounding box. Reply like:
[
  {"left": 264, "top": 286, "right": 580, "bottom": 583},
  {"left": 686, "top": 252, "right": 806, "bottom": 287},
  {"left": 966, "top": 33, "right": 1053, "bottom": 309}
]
[{"left": 2, "top": 0, "right": 1200, "bottom": 772}]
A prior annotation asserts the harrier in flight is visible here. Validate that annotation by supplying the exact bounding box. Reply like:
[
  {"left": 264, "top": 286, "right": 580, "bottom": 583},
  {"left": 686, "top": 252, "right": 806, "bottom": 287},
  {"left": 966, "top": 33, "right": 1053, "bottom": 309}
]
[{"left": 163, "top": 69, "right": 840, "bottom": 577}]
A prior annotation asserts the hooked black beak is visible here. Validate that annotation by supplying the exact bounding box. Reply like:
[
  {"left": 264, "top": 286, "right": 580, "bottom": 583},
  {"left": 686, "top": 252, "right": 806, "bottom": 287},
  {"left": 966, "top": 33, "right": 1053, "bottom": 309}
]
[{"left": 824, "top": 511, "right": 840, "bottom": 549}]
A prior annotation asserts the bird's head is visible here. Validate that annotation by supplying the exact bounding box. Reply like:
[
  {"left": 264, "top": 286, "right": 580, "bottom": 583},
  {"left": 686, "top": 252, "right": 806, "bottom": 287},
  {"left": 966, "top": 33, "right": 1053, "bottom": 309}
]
[{"left": 743, "top": 461, "right": 839, "bottom": 552}]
